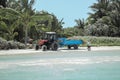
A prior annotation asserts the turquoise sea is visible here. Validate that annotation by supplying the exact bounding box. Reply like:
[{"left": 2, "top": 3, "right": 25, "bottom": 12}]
[{"left": 0, "top": 50, "right": 120, "bottom": 80}]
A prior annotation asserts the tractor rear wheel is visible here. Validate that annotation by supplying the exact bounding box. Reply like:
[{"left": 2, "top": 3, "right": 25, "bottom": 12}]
[{"left": 51, "top": 42, "right": 58, "bottom": 51}]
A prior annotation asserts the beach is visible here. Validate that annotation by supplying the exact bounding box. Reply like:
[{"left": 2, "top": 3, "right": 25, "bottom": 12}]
[{"left": 0, "top": 46, "right": 120, "bottom": 55}]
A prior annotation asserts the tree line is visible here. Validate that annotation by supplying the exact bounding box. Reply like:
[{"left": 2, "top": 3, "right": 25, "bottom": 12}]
[{"left": 0, "top": 0, "right": 120, "bottom": 45}]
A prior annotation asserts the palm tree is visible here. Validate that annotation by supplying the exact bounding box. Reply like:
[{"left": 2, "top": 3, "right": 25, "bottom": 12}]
[
  {"left": 16, "top": 0, "right": 35, "bottom": 46},
  {"left": 74, "top": 19, "right": 85, "bottom": 36},
  {"left": 50, "top": 14, "right": 64, "bottom": 33},
  {"left": 109, "top": 0, "right": 120, "bottom": 36},
  {"left": 0, "top": 21, "right": 18, "bottom": 40},
  {"left": 33, "top": 11, "right": 64, "bottom": 34},
  {"left": 75, "top": 19, "right": 85, "bottom": 29},
  {"left": 0, "top": 8, "right": 19, "bottom": 40},
  {"left": 89, "top": 0, "right": 110, "bottom": 21}
]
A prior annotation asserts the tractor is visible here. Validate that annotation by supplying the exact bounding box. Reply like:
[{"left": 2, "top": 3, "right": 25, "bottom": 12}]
[{"left": 35, "top": 32, "right": 59, "bottom": 51}]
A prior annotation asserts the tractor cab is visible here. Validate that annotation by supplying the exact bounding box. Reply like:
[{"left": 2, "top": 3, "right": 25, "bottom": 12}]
[
  {"left": 35, "top": 32, "right": 58, "bottom": 51},
  {"left": 43, "top": 32, "right": 57, "bottom": 42}
]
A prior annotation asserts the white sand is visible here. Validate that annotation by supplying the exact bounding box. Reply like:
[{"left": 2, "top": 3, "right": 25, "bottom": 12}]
[
  {"left": 91, "top": 46, "right": 120, "bottom": 51},
  {"left": 0, "top": 46, "right": 120, "bottom": 55},
  {"left": 0, "top": 49, "right": 42, "bottom": 55}
]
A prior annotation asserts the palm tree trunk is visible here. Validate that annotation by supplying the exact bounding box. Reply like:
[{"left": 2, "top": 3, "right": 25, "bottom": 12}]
[{"left": 25, "top": 26, "right": 28, "bottom": 47}]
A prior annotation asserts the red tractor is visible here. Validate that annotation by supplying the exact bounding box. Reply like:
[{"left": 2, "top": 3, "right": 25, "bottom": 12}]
[{"left": 35, "top": 32, "right": 59, "bottom": 51}]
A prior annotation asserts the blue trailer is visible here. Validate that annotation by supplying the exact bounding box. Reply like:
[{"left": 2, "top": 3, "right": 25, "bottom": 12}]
[{"left": 58, "top": 38, "right": 83, "bottom": 49}]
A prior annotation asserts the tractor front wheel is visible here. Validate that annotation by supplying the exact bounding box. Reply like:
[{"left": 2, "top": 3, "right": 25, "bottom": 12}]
[{"left": 42, "top": 45, "right": 47, "bottom": 51}]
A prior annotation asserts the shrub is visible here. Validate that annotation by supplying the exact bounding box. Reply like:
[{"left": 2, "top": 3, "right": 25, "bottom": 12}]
[
  {"left": 0, "top": 37, "right": 9, "bottom": 50},
  {"left": 15, "top": 42, "right": 25, "bottom": 49},
  {"left": 0, "top": 37, "right": 25, "bottom": 50},
  {"left": 70, "top": 36, "right": 120, "bottom": 46},
  {"left": 8, "top": 41, "right": 18, "bottom": 49}
]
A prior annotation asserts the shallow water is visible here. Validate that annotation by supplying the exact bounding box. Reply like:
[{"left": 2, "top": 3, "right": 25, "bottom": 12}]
[{"left": 0, "top": 50, "right": 120, "bottom": 80}]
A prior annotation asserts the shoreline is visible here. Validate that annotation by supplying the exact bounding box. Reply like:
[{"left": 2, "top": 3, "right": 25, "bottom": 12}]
[{"left": 0, "top": 46, "right": 120, "bottom": 56}]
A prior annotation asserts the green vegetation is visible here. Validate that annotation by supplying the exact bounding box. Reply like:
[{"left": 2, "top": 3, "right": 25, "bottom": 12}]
[
  {"left": 70, "top": 36, "right": 120, "bottom": 46},
  {"left": 0, "top": 0, "right": 120, "bottom": 49},
  {"left": 64, "top": 0, "right": 120, "bottom": 37},
  {"left": 0, "top": 0, "right": 63, "bottom": 45}
]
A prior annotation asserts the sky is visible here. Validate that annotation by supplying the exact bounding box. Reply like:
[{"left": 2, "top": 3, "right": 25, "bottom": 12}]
[{"left": 33, "top": 0, "right": 97, "bottom": 28}]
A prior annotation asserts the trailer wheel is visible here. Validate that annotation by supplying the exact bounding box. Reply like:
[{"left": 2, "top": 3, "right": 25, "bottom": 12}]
[
  {"left": 68, "top": 45, "right": 71, "bottom": 49},
  {"left": 74, "top": 45, "right": 78, "bottom": 49},
  {"left": 42, "top": 45, "right": 47, "bottom": 51},
  {"left": 51, "top": 42, "right": 58, "bottom": 51}
]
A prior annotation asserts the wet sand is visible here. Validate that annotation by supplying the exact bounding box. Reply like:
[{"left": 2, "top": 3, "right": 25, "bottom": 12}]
[{"left": 0, "top": 46, "right": 120, "bottom": 55}]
